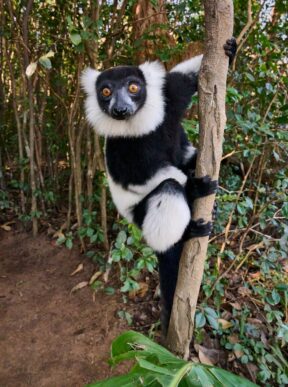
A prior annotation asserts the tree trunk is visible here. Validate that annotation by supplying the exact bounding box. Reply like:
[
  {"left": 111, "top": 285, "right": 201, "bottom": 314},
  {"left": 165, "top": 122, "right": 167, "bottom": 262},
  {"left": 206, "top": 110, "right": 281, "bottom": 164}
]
[{"left": 166, "top": 0, "right": 234, "bottom": 359}]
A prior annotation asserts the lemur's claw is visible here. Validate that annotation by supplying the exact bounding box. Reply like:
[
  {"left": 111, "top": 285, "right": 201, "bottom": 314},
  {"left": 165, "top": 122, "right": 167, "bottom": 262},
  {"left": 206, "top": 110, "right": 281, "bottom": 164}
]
[{"left": 224, "top": 37, "right": 237, "bottom": 64}]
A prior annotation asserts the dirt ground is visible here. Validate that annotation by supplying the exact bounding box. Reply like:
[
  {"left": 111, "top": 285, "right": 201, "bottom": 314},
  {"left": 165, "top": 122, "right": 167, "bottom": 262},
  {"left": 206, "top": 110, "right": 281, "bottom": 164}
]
[{"left": 0, "top": 230, "right": 128, "bottom": 387}]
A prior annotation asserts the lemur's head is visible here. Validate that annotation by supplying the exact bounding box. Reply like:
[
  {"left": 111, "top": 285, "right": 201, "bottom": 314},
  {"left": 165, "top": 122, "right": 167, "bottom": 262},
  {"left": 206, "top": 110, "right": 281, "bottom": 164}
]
[
  {"left": 96, "top": 66, "right": 146, "bottom": 120},
  {"left": 81, "top": 62, "right": 165, "bottom": 137}
]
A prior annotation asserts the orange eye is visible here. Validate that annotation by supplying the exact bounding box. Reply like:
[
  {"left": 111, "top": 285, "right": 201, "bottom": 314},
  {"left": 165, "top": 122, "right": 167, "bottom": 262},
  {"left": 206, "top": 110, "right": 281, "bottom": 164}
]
[
  {"left": 102, "top": 88, "right": 111, "bottom": 97},
  {"left": 128, "top": 84, "right": 139, "bottom": 94}
]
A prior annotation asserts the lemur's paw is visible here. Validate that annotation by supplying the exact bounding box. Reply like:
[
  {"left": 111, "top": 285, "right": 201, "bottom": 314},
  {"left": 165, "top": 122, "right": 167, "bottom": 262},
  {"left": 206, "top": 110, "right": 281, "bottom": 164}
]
[
  {"left": 187, "top": 175, "right": 218, "bottom": 201},
  {"left": 184, "top": 218, "right": 212, "bottom": 240},
  {"left": 224, "top": 37, "right": 237, "bottom": 64}
]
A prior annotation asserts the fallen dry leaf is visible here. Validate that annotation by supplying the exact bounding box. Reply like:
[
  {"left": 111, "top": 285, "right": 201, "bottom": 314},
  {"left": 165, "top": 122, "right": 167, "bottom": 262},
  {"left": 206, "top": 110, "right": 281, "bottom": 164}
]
[
  {"left": 0, "top": 224, "right": 11, "bottom": 231},
  {"left": 228, "top": 334, "right": 239, "bottom": 344},
  {"left": 249, "top": 272, "right": 261, "bottom": 280},
  {"left": 218, "top": 318, "right": 233, "bottom": 329},
  {"left": 70, "top": 263, "right": 84, "bottom": 276},
  {"left": 71, "top": 281, "right": 88, "bottom": 293},
  {"left": 230, "top": 302, "right": 242, "bottom": 310},
  {"left": 89, "top": 271, "right": 102, "bottom": 285},
  {"left": 238, "top": 287, "right": 252, "bottom": 296},
  {"left": 53, "top": 230, "right": 65, "bottom": 239},
  {"left": 234, "top": 348, "right": 244, "bottom": 359},
  {"left": 197, "top": 346, "right": 216, "bottom": 366},
  {"left": 129, "top": 282, "right": 149, "bottom": 299}
]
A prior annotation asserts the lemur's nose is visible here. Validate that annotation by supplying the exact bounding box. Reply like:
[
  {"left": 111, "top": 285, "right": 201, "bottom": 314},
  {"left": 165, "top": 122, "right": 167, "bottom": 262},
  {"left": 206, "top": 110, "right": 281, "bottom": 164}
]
[{"left": 112, "top": 106, "right": 128, "bottom": 119}]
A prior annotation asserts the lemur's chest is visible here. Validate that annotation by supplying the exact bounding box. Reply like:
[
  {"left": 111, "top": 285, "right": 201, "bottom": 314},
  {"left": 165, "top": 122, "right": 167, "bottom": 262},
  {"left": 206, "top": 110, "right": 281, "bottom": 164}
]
[
  {"left": 105, "top": 131, "right": 173, "bottom": 187},
  {"left": 105, "top": 130, "right": 186, "bottom": 221}
]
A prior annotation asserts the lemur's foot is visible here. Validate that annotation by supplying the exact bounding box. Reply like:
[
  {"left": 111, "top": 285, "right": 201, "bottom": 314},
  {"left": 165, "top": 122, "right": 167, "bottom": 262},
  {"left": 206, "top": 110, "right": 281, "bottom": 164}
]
[
  {"left": 186, "top": 174, "right": 218, "bottom": 202},
  {"left": 183, "top": 218, "right": 212, "bottom": 240},
  {"left": 224, "top": 37, "right": 237, "bottom": 64}
]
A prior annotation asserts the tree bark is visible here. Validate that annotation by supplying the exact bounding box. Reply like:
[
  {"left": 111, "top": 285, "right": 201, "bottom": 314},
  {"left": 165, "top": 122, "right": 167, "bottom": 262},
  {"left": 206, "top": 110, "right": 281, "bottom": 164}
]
[{"left": 166, "top": 0, "right": 234, "bottom": 359}]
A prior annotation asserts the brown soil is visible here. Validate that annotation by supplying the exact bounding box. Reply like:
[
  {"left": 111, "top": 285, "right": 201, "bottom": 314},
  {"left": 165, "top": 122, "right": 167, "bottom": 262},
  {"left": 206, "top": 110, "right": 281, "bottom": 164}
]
[{"left": 0, "top": 230, "right": 128, "bottom": 387}]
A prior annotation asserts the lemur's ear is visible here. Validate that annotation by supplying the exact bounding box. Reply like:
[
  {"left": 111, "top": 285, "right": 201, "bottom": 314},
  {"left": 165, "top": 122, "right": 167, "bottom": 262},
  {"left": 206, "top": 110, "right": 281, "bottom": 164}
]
[{"left": 81, "top": 68, "right": 101, "bottom": 96}]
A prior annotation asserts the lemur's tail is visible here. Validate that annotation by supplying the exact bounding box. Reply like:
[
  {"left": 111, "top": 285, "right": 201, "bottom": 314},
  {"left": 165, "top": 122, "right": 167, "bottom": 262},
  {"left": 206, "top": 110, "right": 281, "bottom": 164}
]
[{"left": 157, "top": 240, "right": 184, "bottom": 336}]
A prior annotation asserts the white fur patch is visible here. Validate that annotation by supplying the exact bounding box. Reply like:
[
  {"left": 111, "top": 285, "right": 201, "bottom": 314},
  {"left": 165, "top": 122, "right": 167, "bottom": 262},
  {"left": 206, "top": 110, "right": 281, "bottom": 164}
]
[
  {"left": 142, "top": 192, "right": 190, "bottom": 252},
  {"left": 107, "top": 165, "right": 187, "bottom": 222},
  {"left": 81, "top": 68, "right": 100, "bottom": 96},
  {"left": 129, "top": 166, "right": 187, "bottom": 195},
  {"left": 106, "top": 173, "right": 138, "bottom": 222},
  {"left": 183, "top": 145, "right": 197, "bottom": 164},
  {"left": 81, "top": 61, "right": 166, "bottom": 138},
  {"left": 170, "top": 55, "right": 203, "bottom": 75}
]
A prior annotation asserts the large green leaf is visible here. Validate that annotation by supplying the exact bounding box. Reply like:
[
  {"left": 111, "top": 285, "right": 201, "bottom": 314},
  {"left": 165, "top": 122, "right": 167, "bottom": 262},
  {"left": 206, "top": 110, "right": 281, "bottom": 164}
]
[{"left": 87, "top": 331, "right": 259, "bottom": 387}]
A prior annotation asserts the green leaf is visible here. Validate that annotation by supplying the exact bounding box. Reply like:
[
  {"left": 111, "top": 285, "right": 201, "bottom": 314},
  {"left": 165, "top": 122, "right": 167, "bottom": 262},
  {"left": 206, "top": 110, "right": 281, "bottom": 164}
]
[
  {"left": 70, "top": 33, "right": 82, "bottom": 45},
  {"left": 246, "top": 73, "right": 255, "bottom": 82},
  {"left": 39, "top": 57, "right": 52, "bottom": 69},
  {"left": 117, "top": 230, "right": 127, "bottom": 244},
  {"left": 111, "top": 331, "right": 179, "bottom": 362},
  {"left": 87, "top": 331, "right": 259, "bottom": 387},
  {"left": 122, "top": 247, "right": 133, "bottom": 261},
  {"left": 66, "top": 238, "right": 73, "bottom": 249},
  {"left": 86, "top": 227, "right": 94, "bottom": 237},
  {"left": 282, "top": 202, "right": 288, "bottom": 217},
  {"left": 111, "top": 250, "right": 121, "bottom": 262},
  {"left": 104, "top": 287, "right": 115, "bottom": 295},
  {"left": 86, "top": 372, "right": 143, "bottom": 386},
  {"left": 204, "top": 307, "right": 218, "bottom": 319},
  {"left": 137, "top": 358, "right": 174, "bottom": 376},
  {"left": 195, "top": 312, "right": 206, "bottom": 329}
]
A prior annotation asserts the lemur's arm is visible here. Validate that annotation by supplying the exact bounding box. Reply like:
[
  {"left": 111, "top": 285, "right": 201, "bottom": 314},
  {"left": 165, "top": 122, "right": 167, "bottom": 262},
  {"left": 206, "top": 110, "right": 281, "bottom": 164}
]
[{"left": 164, "top": 55, "right": 203, "bottom": 121}]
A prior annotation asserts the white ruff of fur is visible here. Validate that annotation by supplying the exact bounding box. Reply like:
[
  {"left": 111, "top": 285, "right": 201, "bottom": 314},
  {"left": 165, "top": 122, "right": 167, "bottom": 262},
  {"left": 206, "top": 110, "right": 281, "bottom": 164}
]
[
  {"left": 142, "top": 192, "right": 190, "bottom": 252},
  {"left": 170, "top": 54, "right": 203, "bottom": 75},
  {"left": 81, "top": 62, "right": 166, "bottom": 138}
]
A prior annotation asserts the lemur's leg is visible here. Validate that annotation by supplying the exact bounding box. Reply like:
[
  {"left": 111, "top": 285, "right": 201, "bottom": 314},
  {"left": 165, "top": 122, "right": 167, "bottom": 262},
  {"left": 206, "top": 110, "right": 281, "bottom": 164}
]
[
  {"left": 133, "top": 178, "right": 212, "bottom": 334},
  {"left": 157, "top": 240, "right": 183, "bottom": 335},
  {"left": 133, "top": 179, "right": 191, "bottom": 253}
]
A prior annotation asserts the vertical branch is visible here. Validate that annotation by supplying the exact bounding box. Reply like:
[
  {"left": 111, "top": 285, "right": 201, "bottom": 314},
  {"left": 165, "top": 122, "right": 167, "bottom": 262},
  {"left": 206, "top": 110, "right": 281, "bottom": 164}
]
[
  {"left": 166, "top": 0, "right": 234, "bottom": 358},
  {"left": 4, "top": 42, "right": 26, "bottom": 211},
  {"left": 22, "top": 0, "right": 37, "bottom": 235},
  {"left": 95, "top": 133, "right": 109, "bottom": 251}
]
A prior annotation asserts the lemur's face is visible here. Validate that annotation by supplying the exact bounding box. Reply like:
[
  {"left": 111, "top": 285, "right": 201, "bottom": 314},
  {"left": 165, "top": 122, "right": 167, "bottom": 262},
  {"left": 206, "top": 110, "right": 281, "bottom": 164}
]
[
  {"left": 96, "top": 67, "right": 147, "bottom": 120},
  {"left": 81, "top": 61, "right": 165, "bottom": 137}
]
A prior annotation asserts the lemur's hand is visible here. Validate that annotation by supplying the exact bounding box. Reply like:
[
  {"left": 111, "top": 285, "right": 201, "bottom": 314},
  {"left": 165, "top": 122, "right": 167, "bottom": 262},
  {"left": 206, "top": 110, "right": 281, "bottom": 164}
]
[
  {"left": 186, "top": 175, "right": 218, "bottom": 202},
  {"left": 183, "top": 219, "right": 213, "bottom": 240},
  {"left": 224, "top": 37, "right": 237, "bottom": 65}
]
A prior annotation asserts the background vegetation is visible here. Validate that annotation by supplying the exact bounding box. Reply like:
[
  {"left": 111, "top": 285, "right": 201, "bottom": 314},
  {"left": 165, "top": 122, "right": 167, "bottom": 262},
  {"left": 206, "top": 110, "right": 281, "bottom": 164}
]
[{"left": 0, "top": 0, "right": 287, "bottom": 385}]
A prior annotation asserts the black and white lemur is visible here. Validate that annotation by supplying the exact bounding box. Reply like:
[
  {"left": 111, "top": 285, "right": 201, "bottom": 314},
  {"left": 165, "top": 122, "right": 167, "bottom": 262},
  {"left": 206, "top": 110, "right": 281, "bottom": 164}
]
[{"left": 81, "top": 39, "right": 236, "bottom": 333}]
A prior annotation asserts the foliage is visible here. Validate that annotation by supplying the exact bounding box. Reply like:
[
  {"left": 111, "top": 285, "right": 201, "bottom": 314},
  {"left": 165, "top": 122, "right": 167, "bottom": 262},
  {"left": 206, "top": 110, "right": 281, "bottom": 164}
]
[
  {"left": 86, "top": 330, "right": 258, "bottom": 387},
  {"left": 111, "top": 220, "right": 157, "bottom": 294}
]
